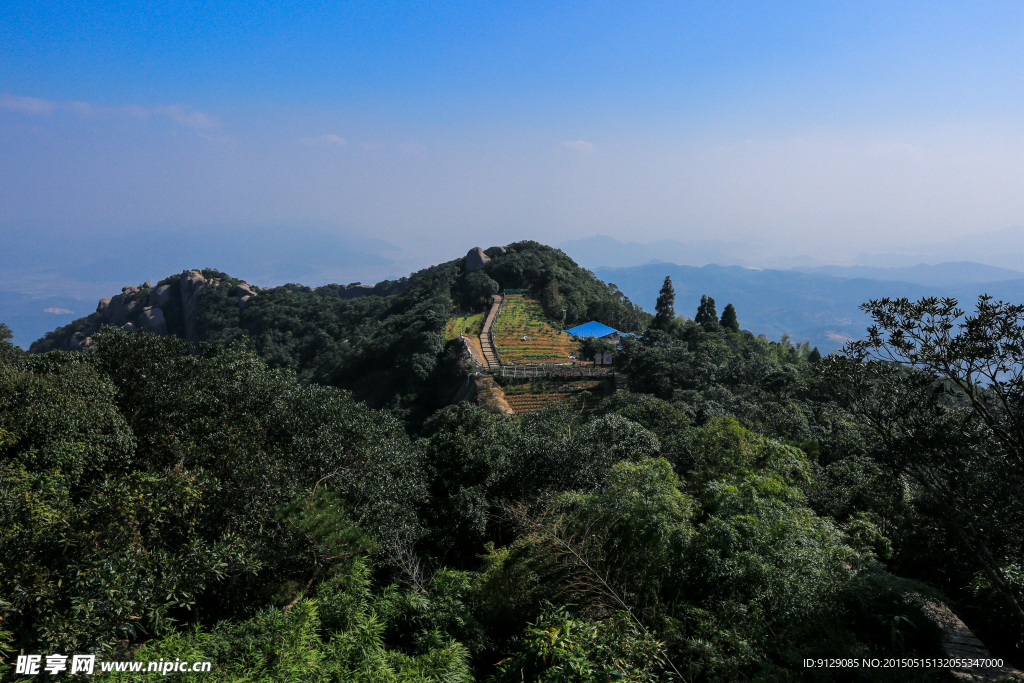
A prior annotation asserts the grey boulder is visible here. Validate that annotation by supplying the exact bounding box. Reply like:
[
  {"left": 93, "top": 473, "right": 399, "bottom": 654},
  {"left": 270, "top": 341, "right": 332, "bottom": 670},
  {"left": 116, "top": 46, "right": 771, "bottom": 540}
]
[
  {"left": 139, "top": 307, "right": 168, "bottom": 336},
  {"left": 465, "top": 247, "right": 490, "bottom": 272}
]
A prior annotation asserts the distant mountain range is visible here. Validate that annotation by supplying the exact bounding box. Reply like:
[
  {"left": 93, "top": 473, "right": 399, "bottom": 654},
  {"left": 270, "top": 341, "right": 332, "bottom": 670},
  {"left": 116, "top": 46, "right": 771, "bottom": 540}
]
[
  {"left": 593, "top": 262, "right": 1024, "bottom": 353},
  {"left": 557, "top": 231, "right": 1024, "bottom": 352},
  {"left": 791, "top": 262, "right": 1024, "bottom": 287},
  {"left": 557, "top": 235, "right": 756, "bottom": 269},
  {"left": 851, "top": 225, "right": 1024, "bottom": 271},
  {"left": 559, "top": 227, "right": 1024, "bottom": 274}
]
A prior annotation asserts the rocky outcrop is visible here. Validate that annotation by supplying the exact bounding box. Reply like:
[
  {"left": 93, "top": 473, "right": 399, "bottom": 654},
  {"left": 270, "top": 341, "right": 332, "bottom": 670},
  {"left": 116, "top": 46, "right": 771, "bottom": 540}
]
[
  {"left": 55, "top": 269, "right": 390, "bottom": 355},
  {"left": 337, "top": 283, "right": 375, "bottom": 299},
  {"left": 139, "top": 307, "right": 167, "bottom": 336},
  {"left": 234, "top": 282, "right": 258, "bottom": 310},
  {"left": 67, "top": 332, "right": 90, "bottom": 352},
  {"left": 149, "top": 284, "right": 172, "bottom": 308},
  {"left": 180, "top": 270, "right": 207, "bottom": 344},
  {"left": 98, "top": 291, "right": 138, "bottom": 326},
  {"left": 465, "top": 247, "right": 490, "bottom": 273},
  {"left": 484, "top": 246, "right": 506, "bottom": 258},
  {"left": 88, "top": 281, "right": 172, "bottom": 348}
]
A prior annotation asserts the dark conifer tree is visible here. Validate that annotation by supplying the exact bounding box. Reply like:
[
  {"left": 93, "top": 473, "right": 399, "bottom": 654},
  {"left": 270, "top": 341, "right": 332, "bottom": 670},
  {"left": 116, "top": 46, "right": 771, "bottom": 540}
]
[
  {"left": 652, "top": 276, "right": 676, "bottom": 331},
  {"left": 694, "top": 296, "right": 708, "bottom": 324},
  {"left": 720, "top": 303, "right": 739, "bottom": 332},
  {"left": 695, "top": 295, "right": 717, "bottom": 327},
  {"left": 808, "top": 346, "right": 822, "bottom": 363}
]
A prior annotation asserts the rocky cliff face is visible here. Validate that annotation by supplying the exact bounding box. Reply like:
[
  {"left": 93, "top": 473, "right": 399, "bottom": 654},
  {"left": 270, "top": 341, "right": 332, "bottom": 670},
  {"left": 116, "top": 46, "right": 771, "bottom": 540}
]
[{"left": 37, "top": 270, "right": 265, "bottom": 353}]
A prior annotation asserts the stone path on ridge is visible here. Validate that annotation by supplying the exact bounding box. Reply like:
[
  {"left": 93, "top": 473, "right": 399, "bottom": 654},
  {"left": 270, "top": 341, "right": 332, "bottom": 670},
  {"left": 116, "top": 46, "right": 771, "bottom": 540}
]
[{"left": 479, "top": 293, "right": 503, "bottom": 369}]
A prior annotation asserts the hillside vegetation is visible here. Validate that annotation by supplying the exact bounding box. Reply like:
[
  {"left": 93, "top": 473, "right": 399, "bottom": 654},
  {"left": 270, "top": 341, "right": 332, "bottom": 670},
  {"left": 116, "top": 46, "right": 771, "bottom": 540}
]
[
  {"left": 4, "top": 245, "right": 1024, "bottom": 680},
  {"left": 29, "top": 241, "right": 646, "bottom": 424}
]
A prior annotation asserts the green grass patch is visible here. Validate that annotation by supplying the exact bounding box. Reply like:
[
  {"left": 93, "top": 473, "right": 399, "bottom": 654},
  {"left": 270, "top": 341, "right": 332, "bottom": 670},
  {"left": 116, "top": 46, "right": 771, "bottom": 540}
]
[{"left": 445, "top": 310, "right": 485, "bottom": 340}]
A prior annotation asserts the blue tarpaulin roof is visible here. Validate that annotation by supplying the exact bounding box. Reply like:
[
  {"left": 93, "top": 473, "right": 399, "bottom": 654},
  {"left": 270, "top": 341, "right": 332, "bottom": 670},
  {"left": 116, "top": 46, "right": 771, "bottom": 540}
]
[{"left": 566, "top": 321, "right": 619, "bottom": 338}]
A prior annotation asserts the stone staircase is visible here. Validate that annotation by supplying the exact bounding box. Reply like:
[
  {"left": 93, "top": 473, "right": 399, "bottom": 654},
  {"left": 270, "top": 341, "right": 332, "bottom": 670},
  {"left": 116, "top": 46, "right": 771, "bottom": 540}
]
[{"left": 479, "top": 294, "right": 504, "bottom": 369}]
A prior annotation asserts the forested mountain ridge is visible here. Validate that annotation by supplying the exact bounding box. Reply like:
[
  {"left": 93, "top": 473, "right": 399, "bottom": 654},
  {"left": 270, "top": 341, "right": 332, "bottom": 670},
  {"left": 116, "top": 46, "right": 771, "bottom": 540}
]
[{"left": 28, "top": 241, "right": 648, "bottom": 421}]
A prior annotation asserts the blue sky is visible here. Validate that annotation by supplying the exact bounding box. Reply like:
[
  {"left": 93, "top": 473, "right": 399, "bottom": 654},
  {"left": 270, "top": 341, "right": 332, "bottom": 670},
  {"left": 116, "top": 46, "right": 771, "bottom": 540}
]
[{"left": 1, "top": 0, "right": 1022, "bottom": 299}]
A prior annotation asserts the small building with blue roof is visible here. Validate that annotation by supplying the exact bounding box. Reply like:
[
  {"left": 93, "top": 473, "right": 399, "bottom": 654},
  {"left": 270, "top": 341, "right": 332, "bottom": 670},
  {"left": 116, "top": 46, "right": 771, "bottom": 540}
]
[
  {"left": 565, "top": 321, "right": 621, "bottom": 342},
  {"left": 565, "top": 321, "right": 627, "bottom": 365}
]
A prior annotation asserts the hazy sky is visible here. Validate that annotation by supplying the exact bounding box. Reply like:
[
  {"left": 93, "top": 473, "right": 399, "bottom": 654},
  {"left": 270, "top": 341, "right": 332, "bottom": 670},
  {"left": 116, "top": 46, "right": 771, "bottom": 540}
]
[{"left": 2, "top": 0, "right": 1022, "bottom": 272}]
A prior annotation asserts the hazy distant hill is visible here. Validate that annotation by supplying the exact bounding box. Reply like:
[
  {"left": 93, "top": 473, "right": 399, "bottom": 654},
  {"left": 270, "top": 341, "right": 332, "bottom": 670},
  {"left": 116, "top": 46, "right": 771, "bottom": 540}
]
[
  {"left": 793, "top": 262, "right": 1024, "bottom": 287},
  {"left": 562, "top": 229, "right": 1024, "bottom": 282},
  {"left": 855, "top": 225, "right": 1024, "bottom": 271},
  {"left": 558, "top": 234, "right": 754, "bottom": 269},
  {"left": 595, "top": 262, "right": 1024, "bottom": 352}
]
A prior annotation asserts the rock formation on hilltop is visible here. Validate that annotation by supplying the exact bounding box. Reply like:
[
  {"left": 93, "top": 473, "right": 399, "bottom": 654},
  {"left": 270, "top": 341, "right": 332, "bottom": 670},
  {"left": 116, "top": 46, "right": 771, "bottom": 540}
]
[
  {"left": 464, "top": 247, "right": 490, "bottom": 272},
  {"left": 465, "top": 246, "right": 507, "bottom": 272},
  {"left": 34, "top": 270, "right": 263, "bottom": 352},
  {"left": 30, "top": 268, "right": 391, "bottom": 354}
]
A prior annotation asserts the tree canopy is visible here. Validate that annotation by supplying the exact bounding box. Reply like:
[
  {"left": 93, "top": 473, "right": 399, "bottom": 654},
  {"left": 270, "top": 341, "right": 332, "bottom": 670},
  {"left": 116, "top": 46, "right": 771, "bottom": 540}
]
[{"left": 5, "top": 260, "right": 1024, "bottom": 679}]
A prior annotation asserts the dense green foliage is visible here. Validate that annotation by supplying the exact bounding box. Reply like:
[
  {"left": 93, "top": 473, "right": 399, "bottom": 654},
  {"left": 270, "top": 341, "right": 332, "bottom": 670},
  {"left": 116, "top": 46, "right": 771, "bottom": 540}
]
[
  {"left": 29, "top": 242, "right": 647, "bottom": 426},
  {"left": 5, "top": 251, "right": 1024, "bottom": 680}
]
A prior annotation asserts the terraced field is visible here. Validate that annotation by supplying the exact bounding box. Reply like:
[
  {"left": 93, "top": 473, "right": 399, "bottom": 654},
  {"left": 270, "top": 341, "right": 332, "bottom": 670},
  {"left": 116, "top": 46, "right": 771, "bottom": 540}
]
[
  {"left": 491, "top": 294, "right": 580, "bottom": 364},
  {"left": 501, "top": 378, "right": 612, "bottom": 413}
]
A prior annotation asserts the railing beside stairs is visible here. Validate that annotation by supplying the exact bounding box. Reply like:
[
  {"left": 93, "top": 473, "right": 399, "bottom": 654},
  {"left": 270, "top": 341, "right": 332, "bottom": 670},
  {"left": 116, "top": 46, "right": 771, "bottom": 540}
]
[{"left": 485, "top": 294, "right": 505, "bottom": 367}]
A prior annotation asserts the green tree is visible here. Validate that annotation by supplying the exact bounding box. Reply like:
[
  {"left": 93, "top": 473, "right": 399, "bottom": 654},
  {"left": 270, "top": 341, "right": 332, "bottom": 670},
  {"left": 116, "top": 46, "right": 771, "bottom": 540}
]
[
  {"left": 719, "top": 302, "right": 739, "bottom": 332},
  {"left": 819, "top": 295, "right": 1024, "bottom": 627},
  {"left": 651, "top": 276, "right": 676, "bottom": 332},
  {"left": 694, "top": 294, "right": 717, "bottom": 328},
  {"left": 465, "top": 270, "right": 499, "bottom": 311}
]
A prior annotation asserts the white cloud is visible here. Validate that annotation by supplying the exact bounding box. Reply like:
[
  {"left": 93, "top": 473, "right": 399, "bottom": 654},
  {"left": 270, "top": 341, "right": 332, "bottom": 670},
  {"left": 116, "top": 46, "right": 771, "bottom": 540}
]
[
  {"left": 0, "top": 94, "right": 56, "bottom": 114},
  {"left": 560, "top": 140, "right": 594, "bottom": 153},
  {"left": 152, "top": 105, "right": 218, "bottom": 130},
  {"left": 43, "top": 307, "right": 73, "bottom": 314},
  {"left": 299, "top": 134, "right": 349, "bottom": 147},
  {"left": 0, "top": 93, "right": 218, "bottom": 129}
]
